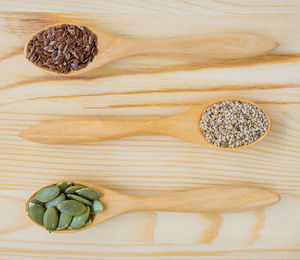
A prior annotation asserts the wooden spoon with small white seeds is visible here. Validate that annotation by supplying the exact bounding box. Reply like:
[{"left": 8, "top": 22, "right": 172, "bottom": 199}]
[
  {"left": 26, "top": 181, "right": 280, "bottom": 233},
  {"left": 19, "top": 98, "right": 272, "bottom": 151},
  {"left": 25, "top": 23, "right": 278, "bottom": 76}
]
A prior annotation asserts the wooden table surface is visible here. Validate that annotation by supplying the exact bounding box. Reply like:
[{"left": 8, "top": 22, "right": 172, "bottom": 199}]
[{"left": 0, "top": 1, "right": 299, "bottom": 259}]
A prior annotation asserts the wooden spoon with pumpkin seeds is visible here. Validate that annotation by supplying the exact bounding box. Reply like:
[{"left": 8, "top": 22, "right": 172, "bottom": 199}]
[{"left": 26, "top": 181, "right": 280, "bottom": 233}]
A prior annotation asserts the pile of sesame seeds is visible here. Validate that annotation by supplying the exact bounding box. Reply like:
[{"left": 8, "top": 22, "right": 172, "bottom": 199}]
[{"left": 199, "top": 100, "right": 269, "bottom": 148}]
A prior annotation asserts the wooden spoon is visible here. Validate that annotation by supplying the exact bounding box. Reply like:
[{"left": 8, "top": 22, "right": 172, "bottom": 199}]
[
  {"left": 19, "top": 98, "right": 271, "bottom": 150},
  {"left": 26, "top": 181, "right": 280, "bottom": 233},
  {"left": 25, "top": 24, "right": 278, "bottom": 76}
]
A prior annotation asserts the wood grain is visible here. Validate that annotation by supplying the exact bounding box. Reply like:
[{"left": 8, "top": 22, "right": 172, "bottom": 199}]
[
  {"left": 0, "top": 0, "right": 299, "bottom": 15},
  {"left": 0, "top": 6, "right": 300, "bottom": 260}
]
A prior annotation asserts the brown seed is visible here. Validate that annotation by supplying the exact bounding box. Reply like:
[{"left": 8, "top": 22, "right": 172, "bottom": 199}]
[
  {"left": 83, "top": 34, "right": 88, "bottom": 43},
  {"left": 65, "top": 52, "right": 71, "bottom": 60},
  {"left": 35, "top": 40, "right": 43, "bottom": 46},
  {"left": 66, "top": 38, "right": 73, "bottom": 44},
  {"left": 37, "top": 34, "right": 44, "bottom": 42},
  {"left": 63, "top": 44, "right": 68, "bottom": 54},
  {"left": 57, "top": 68, "right": 64, "bottom": 73},
  {"left": 26, "top": 50, "right": 33, "bottom": 59},
  {"left": 58, "top": 42, "right": 66, "bottom": 50},
  {"left": 30, "top": 55, "right": 36, "bottom": 62},
  {"left": 44, "top": 38, "right": 50, "bottom": 45},
  {"left": 40, "top": 54, "right": 48, "bottom": 60},
  {"left": 88, "top": 36, "right": 93, "bottom": 45},
  {"left": 56, "top": 55, "right": 64, "bottom": 62},
  {"left": 68, "top": 34, "right": 75, "bottom": 40},
  {"left": 57, "top": 36, "right": 66, "bottom": 42},
  {"left": 68, "top": 28, "right": 76, "bottom": 35},
  {"left": 43, "top": 46, "right": 52, "bottom": 51},
  {"left": 51, "top": 50, "right": 57, "bottom": 57},
  {"left": 72, "top": 59, "right": 79, "bottom": 67},
  {"left": 72, "top": 50, "right": 79, "bottom": 59}
]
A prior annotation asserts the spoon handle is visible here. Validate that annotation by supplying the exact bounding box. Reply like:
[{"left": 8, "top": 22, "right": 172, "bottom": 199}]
[
  {"left": 132, "top": 33, "right": 277, "bottom": 59},
  {"left": 138, "top": 186, "right": 279, "bottom": 213},
  {"left": 19, "top": 118, "right": 169, "bottom": 144}
]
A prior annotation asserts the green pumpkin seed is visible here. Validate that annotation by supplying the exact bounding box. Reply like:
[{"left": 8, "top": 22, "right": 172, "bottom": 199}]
[
  {"left": 35, "top": 185, "right": 60, "bottom": 203},
  {"left": 43, "top": 206, "right": 58, "bottom": 232},
  {"left": 27, "top": 197, "right": 44, "bottom": 210},
  {"left": 83, "top": 216, "right": 92, "bottom": 227},
  {"left": 30, "top": 196, "right": 44, "bottom": 204},
  {"left": 57, "top": 213, "right": 72, "bottom": 230},
  {"left": 69, "top": 207, "right": 90, "bottom": 229},
  {"left": 56, "top": 182, "right": 73, "bottom": 192},
  {"left": 45, "top": 193, "right": 65, "bottom": 208},
  {"left": 57, "top": 200, "right": 86, "bottom": 216},
  {"left": 65, "top": 185, "right": 84, "bottom": 194},
  {"left": 91, "top": 200, "right": 104, "bottom": 213},
  {"left": 75, "top": 188, "right": 100, "bottom": 200},
  {"left": 67, "top": 194, "right": 92, "bottom": 206},
  {"left": 27, "top": 202, "right": 45, "bottom": 226}
]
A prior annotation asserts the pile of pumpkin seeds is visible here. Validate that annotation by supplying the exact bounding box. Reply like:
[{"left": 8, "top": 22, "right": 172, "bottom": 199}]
[{"left": 27, "top": 182, "right": 104, "bottom": 232}]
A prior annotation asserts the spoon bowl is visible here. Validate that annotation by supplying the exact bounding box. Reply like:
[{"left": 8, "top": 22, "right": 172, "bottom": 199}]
[
  {"left": 165, "top": 97, "right": 272, "bottom": 150},
  {"left": 26, "top": 181, "right": 280, "bottom": 233},
  {"left": 19, "top": 97, "right": 271, "bottom": 150},
  {"left": 25, "top": 23, "right": 278, "bottom": 76}
]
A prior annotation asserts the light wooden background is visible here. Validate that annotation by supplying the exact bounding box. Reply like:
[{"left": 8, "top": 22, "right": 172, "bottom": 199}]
[{"left": 0, "top": 1, "right": 300, "bottom": 259}]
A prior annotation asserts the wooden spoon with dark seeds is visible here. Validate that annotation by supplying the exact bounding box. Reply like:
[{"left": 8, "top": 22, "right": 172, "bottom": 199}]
[{"left": 25, "top": 23, "right": 278, "bottom": 76}]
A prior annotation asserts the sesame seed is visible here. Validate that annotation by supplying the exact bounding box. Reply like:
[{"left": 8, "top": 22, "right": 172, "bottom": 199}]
[{"left": 199, "top": 100, "right": 269, "bottom": 148}]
